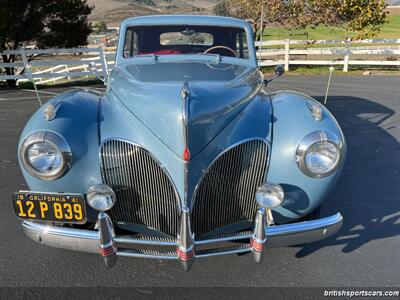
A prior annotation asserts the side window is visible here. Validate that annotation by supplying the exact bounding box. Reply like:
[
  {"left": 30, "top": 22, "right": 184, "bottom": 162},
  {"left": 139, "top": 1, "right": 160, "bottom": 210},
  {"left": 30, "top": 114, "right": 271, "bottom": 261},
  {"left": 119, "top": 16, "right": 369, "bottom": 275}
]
[
  {"left": 123, "top": 28, "right": 139, "bottom": 58},
  {"left": 235, "top": 32, "right": 249, "bottom": 59}
]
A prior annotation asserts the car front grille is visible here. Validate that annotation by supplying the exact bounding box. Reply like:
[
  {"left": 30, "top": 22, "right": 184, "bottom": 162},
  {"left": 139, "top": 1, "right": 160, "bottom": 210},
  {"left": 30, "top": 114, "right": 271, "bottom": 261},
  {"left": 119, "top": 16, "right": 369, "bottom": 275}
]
[
  {"left": 191, "top": 139, "right": 268, "bottom": 238},
  {"left": 100, "top": 139, "right": 268, "bottom": 239},
  {"left": 100, "top": 140, "right": 179, "bottom": 237}
]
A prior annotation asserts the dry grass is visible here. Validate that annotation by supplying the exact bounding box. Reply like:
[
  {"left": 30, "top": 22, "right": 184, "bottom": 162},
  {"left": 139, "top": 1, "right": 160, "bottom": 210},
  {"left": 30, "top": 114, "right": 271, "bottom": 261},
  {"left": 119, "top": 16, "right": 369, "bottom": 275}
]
[{"left": 388, "top": 6, "right": 400, "bottom": 16}]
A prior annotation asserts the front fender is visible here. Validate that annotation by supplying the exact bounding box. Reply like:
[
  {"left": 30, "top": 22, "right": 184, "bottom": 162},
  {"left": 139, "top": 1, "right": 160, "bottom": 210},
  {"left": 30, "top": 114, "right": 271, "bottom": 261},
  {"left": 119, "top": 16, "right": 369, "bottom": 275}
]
[
  {"left": 268, "top": 91, "right": 346, "bottom": 223},
  {"left": 18, "top": 89, "right": 103, "bottom": 195}
]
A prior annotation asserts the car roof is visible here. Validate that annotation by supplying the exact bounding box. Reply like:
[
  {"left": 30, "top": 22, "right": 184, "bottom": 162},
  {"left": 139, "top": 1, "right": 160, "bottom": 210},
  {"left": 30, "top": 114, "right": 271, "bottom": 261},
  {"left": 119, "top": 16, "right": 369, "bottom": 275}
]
[{"left": 120, "top": 15, "right": 252, "bottom": 30}]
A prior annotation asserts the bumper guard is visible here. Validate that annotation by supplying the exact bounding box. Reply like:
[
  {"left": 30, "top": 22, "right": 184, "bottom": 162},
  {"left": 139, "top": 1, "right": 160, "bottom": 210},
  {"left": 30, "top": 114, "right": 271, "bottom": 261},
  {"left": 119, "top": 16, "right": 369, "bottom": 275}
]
[{"left": 22, "top": 212, "right": 343, "bottom": 269}]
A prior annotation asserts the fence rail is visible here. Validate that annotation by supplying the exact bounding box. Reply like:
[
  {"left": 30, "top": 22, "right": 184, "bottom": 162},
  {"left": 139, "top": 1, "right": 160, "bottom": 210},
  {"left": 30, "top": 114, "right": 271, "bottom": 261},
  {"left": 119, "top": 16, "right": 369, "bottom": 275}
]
[
  {"left": 0, "top": 47, "right": 114, "bottom": 84},
  {"left": 257, "top": 39, "right": 400, "bottom": 72},
  {"left": 0, "top": 39, "right": 399, "bottom": 84}
]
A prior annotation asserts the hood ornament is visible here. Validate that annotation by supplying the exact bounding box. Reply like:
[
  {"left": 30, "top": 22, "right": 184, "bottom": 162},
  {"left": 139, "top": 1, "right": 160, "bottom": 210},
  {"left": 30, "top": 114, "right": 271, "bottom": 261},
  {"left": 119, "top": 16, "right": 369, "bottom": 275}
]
[
  {"left": 180, "top": 81, "right": 190, "bottom": 100},
  {"left": 43, "top": 101, "right": 62, "bottom": 121}
]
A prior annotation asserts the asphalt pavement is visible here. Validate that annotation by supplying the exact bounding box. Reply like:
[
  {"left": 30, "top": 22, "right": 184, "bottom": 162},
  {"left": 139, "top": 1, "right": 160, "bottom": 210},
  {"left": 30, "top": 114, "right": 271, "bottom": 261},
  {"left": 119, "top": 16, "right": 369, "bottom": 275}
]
[{"left": 0, "top": 75, "right": 399, "bottom": 288}]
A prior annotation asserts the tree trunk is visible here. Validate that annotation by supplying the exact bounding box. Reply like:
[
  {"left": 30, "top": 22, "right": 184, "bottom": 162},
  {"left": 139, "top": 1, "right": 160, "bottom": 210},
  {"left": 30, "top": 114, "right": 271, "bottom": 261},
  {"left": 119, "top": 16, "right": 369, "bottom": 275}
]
[{"left": 1, "top": 54, "right": 17, "bottom": 87}]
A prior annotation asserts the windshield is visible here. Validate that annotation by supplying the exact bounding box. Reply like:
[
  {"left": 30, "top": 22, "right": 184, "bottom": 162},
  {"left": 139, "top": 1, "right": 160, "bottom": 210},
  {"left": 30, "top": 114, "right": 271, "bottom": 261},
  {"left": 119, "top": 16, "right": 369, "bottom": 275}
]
[{"left": 123, "top": 25, "right": 249, "bottom": 59}]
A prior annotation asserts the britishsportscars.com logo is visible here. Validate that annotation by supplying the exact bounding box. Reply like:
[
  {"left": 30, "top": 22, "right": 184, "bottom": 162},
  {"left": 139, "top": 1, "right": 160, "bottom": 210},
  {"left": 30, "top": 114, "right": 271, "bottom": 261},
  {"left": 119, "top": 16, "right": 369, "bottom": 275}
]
[{"left": 324, "top": 289, "right": 399, "bottom": 298}]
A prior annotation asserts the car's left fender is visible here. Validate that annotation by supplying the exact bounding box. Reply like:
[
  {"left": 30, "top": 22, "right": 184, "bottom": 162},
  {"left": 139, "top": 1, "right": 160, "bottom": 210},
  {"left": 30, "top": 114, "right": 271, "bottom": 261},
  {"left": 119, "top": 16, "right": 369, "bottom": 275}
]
[{"left": 18, "top": 89, "right": 103, "bottom": 196}]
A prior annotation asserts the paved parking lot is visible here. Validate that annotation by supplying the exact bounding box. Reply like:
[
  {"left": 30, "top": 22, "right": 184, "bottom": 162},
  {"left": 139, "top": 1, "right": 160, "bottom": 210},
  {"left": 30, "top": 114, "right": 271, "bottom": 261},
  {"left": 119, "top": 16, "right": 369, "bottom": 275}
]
[{"left": 0, "top": 75, "right": 399, "bottom": 287}]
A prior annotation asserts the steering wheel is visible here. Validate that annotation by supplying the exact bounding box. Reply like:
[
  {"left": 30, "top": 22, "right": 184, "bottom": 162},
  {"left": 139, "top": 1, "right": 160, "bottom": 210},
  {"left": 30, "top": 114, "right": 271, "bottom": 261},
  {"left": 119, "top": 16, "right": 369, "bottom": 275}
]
[{"left": 203, "top": 45, "right": 237, "bottom": 57}]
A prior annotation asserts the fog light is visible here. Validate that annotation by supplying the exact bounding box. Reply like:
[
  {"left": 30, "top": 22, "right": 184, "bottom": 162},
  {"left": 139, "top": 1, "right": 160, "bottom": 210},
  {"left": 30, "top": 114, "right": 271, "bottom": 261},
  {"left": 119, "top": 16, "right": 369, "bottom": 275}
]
[
  {"left": 86, "top": 185, "right": 116, "bottom": 212},
  {"left": 255, "top": 183, "right": 284, "bottom": 209}
]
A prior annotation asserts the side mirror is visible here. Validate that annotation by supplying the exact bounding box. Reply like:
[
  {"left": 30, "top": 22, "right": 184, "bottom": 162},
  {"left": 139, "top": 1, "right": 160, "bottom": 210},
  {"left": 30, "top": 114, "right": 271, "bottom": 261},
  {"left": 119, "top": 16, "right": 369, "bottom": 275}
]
[
  {"left": 89, "top": 62, "right": 98, "bottom": 74},
  {"left": 88, "top": 62, "right": 106, "bottom": 84},
  {"left": 264, "top": 64, "right": 285, "bottom": 85},
  {"left": 274, "top": 65, "right": 284, "bottom": 77}
]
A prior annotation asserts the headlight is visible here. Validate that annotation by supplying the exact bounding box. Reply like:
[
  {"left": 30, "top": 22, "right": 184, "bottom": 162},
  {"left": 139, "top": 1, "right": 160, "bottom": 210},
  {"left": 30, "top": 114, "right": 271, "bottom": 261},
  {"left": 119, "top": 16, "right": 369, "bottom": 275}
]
[
  {"left": 296, "top": 131, "right": 343, "bottom": 178},
  {"left": 20, "top": 131, "right": 72, "bottom": 180},
  {"left": 256, "top": 183, "right": 284, "bottom": 209},
  {"left": 86, "top": 184, "right": 116, "bottom": 212}
]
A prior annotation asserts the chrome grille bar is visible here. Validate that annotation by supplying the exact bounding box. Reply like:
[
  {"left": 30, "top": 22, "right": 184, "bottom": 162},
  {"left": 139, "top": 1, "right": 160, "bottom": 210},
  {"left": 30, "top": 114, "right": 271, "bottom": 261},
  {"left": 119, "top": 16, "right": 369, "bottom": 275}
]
[
  {"left": 100, "top": 140, "right": 180, "bottom": 237},
  {"left": 191, "top": 139, "right": 268, "bottom": 238}
]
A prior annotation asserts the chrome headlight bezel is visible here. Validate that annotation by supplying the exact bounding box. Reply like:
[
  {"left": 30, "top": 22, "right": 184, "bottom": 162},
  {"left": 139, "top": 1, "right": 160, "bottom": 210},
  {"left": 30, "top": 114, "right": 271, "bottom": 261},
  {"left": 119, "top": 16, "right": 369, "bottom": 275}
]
[
  {"left": 296, "top": 130, "right": 343, "bottom": 178},
  {"left": 19, "top": 131, "right": 72, "bottom": 180}
]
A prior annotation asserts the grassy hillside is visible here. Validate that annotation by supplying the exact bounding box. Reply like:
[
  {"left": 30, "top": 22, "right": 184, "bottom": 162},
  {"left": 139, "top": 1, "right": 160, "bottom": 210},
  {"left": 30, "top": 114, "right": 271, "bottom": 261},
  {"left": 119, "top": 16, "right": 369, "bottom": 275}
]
[{"left": 263, "top": 15, "right": 400, "bottom": 40}]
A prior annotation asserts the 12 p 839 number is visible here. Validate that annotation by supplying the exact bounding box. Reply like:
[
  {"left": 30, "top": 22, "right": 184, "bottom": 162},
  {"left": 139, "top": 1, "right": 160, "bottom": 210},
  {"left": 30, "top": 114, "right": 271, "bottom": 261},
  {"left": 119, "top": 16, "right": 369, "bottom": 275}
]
[{"left": 12, "top": 192, "right": 86, "bottom": 224}]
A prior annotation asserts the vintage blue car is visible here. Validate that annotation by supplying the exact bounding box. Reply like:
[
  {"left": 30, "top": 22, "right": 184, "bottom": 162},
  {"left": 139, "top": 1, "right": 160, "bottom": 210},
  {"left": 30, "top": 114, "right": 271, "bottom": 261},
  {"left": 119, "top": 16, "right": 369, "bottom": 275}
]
[{"left": 13, "top": 15, "right": 345, "bottom": 271}]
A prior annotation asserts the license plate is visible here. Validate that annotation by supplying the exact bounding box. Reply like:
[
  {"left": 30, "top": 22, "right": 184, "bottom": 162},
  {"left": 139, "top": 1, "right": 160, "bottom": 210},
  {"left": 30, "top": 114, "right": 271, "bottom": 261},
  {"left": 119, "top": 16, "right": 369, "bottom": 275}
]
[{"left": 13, "top": 191, "right": 86, "bottom": 224}]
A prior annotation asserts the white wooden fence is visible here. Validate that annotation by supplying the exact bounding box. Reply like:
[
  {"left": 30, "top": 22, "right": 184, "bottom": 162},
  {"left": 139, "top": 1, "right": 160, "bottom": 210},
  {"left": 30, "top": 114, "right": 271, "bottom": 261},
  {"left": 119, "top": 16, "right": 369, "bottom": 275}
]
[
  {"left": 0, "top": 39, "right": 399, "bottom": 85},
  {"left": 0, "top": 47, "right": 114, "bottom": 84},
  {"left": 257, "top": 39, "right": 400, "bottom": 72}
]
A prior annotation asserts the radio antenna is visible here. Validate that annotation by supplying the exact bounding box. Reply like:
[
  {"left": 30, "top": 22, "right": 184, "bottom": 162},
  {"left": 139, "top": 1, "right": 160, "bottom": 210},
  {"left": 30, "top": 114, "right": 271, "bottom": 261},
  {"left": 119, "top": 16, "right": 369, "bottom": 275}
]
[
  {"left": 324, "top": 66, "right": 335, "bottom": 105},
  {"left": 258, "top": 2, "right": 264, "bottom": 66},
  {"left": 21, "top": 49, "right": 42, "bottom": 107}
]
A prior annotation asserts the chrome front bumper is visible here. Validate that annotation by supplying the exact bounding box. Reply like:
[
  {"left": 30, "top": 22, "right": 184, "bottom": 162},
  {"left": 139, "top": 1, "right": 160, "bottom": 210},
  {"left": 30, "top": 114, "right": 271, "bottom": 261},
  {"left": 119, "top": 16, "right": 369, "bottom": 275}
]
[{"left": 22, "top": 212, "right": 343, "bottom": 263}]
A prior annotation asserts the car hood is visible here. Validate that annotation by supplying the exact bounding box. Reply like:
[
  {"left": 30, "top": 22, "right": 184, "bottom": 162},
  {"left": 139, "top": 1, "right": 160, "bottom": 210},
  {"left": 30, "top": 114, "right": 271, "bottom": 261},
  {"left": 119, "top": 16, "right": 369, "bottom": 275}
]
[{"left": 108, "top": 61, "right": 263, "bottom": 159}]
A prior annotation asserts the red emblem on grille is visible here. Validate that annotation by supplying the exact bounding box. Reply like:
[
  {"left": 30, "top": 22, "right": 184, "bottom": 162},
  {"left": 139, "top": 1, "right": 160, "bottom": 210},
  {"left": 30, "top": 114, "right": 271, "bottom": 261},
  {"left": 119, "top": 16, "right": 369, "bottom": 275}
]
[{"left": 183, "top": 147, "right": 190, "bottom": 162}]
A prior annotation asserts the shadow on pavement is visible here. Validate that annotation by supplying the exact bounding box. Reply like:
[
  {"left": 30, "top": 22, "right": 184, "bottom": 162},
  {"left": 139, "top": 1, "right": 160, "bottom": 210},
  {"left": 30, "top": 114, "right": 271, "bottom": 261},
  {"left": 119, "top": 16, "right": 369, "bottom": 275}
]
[{"left": 295, "top": 95, "right": 400, "bottom": 257}]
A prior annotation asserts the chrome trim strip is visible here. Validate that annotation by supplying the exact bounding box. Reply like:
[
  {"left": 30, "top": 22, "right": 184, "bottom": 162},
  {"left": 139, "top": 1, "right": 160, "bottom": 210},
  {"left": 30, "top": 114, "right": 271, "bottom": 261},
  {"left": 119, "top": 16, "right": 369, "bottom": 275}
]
[
  {"left": 22, "top": 213, "right": 343, "bottom": 259},
  {"left": 180, "top": 82, "right": 190, "bottom": 207},
  {"left": 115, "top": 236, "right": 176, "bottom": 246},
  {"left": 180, "top": 81, "right": 190, "bottom": 150},
  {"left": 117, "top": 250, "right": 178, "bottom": 260},
  {"left": 265, "top": 213, "right": 343, "bottom": 248},
  {"left": 196, "top": 246, "right": 251, "bottom": 258},
  {"left": 267, "top": 212, "right": 342, "bottom": 236},
  {"left": 118, "top": 247, "right": 252, "bottom": 259},
  {"left": 195, "top": 231, "right": 253, "bottom": 245}
]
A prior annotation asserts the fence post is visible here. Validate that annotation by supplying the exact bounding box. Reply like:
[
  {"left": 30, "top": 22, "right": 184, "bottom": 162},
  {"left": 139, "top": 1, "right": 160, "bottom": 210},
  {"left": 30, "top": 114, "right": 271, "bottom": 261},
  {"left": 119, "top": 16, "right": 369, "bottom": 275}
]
[
  {"left": 284, "top": 39, "right": 290, "bottom": 71},
  {"left": 83, "top": 64, "right": 89, "bottom": 78},
  {"left": 65, "top": 64, "right": 71, "bottom": 81},
  {"left": 343, "top": 40, "right": 350, "bottom": 72},
  {"left": 50, "top": 67, "right": 56, "bottom": 83},
  {"left": 98, "top": 45, "right": 108, "bottom": 85}
]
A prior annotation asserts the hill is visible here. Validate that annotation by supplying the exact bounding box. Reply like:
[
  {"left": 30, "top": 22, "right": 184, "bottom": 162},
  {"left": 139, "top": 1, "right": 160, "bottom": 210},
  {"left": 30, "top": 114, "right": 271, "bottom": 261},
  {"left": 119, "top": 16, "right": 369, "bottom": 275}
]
[{"left": 87, "top": 0, "right": 218, "bottom": 25}]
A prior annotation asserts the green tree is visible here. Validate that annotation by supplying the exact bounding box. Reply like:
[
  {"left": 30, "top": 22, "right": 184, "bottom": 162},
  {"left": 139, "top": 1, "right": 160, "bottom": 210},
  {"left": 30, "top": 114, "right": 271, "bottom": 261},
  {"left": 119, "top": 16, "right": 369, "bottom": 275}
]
[
  {"left": 214, "top": 0, "right": 231, "bottom": 17},
  {"left": 226, "top": 0, "right": 388, "bottom": 40},
  {"left": 0, "top": 0, "right": 93, "bottom": 86},
  {"left": 94, "top": 21, "right": 108, "bottom": 34}
]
